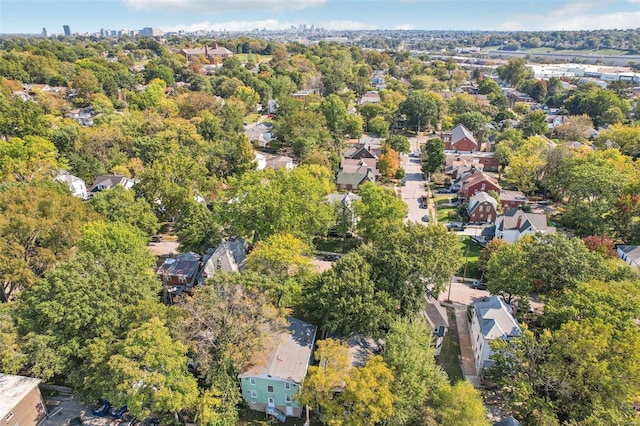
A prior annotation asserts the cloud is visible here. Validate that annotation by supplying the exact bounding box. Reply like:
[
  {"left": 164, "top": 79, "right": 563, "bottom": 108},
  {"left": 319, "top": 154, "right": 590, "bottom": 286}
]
[
  {"left": 501, "top": 2, "right": 640, "bottom": 30},
  {"left": 161, "top": 19, "right": 374, "bottom": 32},
  {"left": 122, "top": 0, "right": 325, "bottom": 13},
  {"left": 395, "top": 23, "right": 415, "bottom": 30}
]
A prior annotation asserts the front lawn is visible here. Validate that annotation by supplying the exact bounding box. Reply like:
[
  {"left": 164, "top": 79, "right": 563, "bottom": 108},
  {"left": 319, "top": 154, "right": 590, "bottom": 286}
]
[
  {"left": 458, "top": 236, "right": 481, "bottom": 280},
  {"left": 436, "top": 206, "right": 458, "bottom": 223},
  {"left": 243, "top": 113, "right": 261, "bottom": 124},
  {"left": 436, "top": 307, "right": 464, "bottom": 384}
]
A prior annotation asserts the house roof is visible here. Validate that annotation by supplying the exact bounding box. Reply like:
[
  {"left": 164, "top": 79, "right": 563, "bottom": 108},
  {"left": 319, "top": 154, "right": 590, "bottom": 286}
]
[
  {"left": 201, "top": 237, "right": 249, "bottom": 278},
  {"left": 422, "top": 296, "right": 449, "bottom": 331},
  {"left": 494, "top": 416, "right": 522, "bottom": 426},
  {"left": 498, "top": 208, "right": 549, "bottom": 233},
  {"left": 54, "top": 170, "right": 85, "bottom": 186},
  {"left": 461, "top": 171, "right": 501, "bottom": 192},
  {"left": 265, "top": 155, "right": 293, "bottom": 170},
  {"left": 89, "top": 175, "right": 134, "bottom": 192},
  {"left": 473, "top": 296, "right": 521, "bottom": 341},
  {"left": 341, "top": 160, "right": 379, "bottom": 176},
  {"left": 336, "top": 169, "right": 374, "bottom": 187},
  {"left": 499, "top": 190, "right": 528, "bottom": 204},
  {"left": 157, "top": 252, "right": 201, "bottom": 279},
  {"left": 618, "top": 245, "right": 640, "bottom": 263},
  {"left": 468, "top": 191, "right": 498, "bottom": 214},
  {"left": 450, "top": 124, "right": 477, "bottom": 146},
  {"left": 239, "top": 317, "right": 317, "bottom": 384},
  {"left": 344, "top": 144, "right": 379, "bottom": 160},
  {"left": 0, "top": 374, "right": 41, "bottom": 419},
  {"left": 327, "top": 192, "right": 362, "bottom": 205}
]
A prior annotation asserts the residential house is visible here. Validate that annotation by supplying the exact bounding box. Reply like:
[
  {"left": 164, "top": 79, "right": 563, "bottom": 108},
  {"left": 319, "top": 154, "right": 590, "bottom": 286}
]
[
  {"left": 470, "top": 296, "right": 522, "bottom": 375},
  {"left": 238, "top": 317, "right": 317, "bottom": 420},
  {"left": 459, "top": 171, "right": 501, "bottom": 201},
  {"left": 245, "top": 123, "right": 273, "bottom": 148},
  {"left": 442, "top": 124, "right": 479, "bottom": 152},
  {"left": 265, "top": 155, "right": 295, "bottom": 171},
  {"left": 327, "top": 192, "right": 362, "bottom": 234},
  {"left": 422, "top": 296, "right": 449, "bottom": 355},
  {"left": 179, "top": 45, "right": 233, "bottom": 65},
  {"left": 254, "top": 152, "right": 268, "bottom": 171},
  {"left": 344, "top": 142, "right": 380, "bottom": 160},
  {"left": 358, "top": 91, "right": 381, "bottom": 105},
  {"left": 616, "top": 245, "right": 640, "bottom": 274},
  {"left": 370, "top": 70, "right": 386, "bottom": 89},
  {"left": 336, "top": 161, "right": 377, "bottom": 191},
  {"left": 445, "top": 158, "right": 484, "bottom": 181},
  {"left": 0, "top": 374, "right": 47, "bottom": 426},
  {"left": 494, "top": 208, "right": 555, "bottom": 243},
  {"left": 445, "top": 151, "right": 499, "bottom": 173},
  {"left": 54, "top": 170, "right": 87, "bottom": 199},
  {"left": 498, "top": 190, "right": 528, "bottom": 211},
  {"left": 291, "top": 89, "right": 320, "bottom": 99},
  {"left": 467, "top": 191, "right": 498, "bottom": 224},
  {"left": 200, "top": 237, "right": 249, "bottom": 281},
  {"left": 157, "top": 252, "right": 202, "bottom": 304},
  {"left": 89, "top": 175, "right": 135, "bottom": 194},
  {"left": 64, "top": 107, "right": 95, "bottom": 126},
  {"left": 546, "top": 113, "right": 566, "bottom": 130}
]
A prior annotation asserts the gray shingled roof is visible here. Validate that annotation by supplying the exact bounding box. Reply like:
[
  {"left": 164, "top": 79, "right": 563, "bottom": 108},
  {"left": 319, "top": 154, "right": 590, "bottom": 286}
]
[
  {"left": 451, "top": 124, "right": 477, "bottom": 145},
  {"left": 201, "top": 237, "right": 248, "bottom": 279},
  {"left": 499, "top": 208, "right": 549, "bottom": 233},
  {"left": 238, "top": 317, "right": 317, "bottom": 384},
  {"left": 474, "top": 296, "right": 521, "bottom": 341},
  {"left": 618, "top": 245, "right": 640, "bottom": 263},
  {"left": 494, "top": 416, "right": 522, "bottom": 426},
  {"left": 467, "top": 191, "right": 498, "bottom": 214}
]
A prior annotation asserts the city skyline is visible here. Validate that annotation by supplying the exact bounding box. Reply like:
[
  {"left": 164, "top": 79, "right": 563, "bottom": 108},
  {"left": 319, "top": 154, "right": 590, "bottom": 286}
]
[{"left": 1, "top": 0, "right": 640, "bottom": 35}]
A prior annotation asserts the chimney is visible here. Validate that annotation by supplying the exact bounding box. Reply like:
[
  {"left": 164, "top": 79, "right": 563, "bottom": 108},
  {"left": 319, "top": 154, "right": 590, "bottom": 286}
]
[
  {"left": 477, "top": 129, "right": 483, "bottom": 151},
  {"left": 516, "top": 214, "right": 522, "bottom": 229},
  {"left": 305, "top": 330, "right": 311, "bottom": 344}
]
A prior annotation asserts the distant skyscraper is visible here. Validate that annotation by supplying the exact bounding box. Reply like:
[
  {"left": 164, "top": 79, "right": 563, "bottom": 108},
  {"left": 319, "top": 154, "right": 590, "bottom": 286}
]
[
  {"left": 42, "top": 27, "right": 49, "bottom": 38},
  {"left": 63, "top": 25, "right": 71, "bottom": 36}
]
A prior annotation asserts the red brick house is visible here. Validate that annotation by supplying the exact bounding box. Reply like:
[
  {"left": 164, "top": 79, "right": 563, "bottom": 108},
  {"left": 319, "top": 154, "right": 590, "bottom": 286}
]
[
  {"left": 499, "top": 190, "right": 528, "bottom": 211},
  {"left": 467, "top": 191, "right": 498, "bottom": 224},
  {"left": 459, "top": 171, "right": 501, "bottom": 201},
  {"left": 157, "top": 252, "right": 202, "bottom": 304},
  {"left": 443, "top": 124, "right": 478, "bottom": 152}
]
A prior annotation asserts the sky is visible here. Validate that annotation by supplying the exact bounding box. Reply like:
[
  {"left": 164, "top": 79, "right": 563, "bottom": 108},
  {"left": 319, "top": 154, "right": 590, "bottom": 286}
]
[{"left": 1, "top": 0, "right": 639, "bottom": 34}]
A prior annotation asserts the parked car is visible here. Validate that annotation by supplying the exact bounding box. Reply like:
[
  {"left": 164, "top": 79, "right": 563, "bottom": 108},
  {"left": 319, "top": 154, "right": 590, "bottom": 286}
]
[
  {"left": 471, "top": 281, "right": 488, "bottom": 290},
  {"left": 150, "top": 235, "right": 162, "bottom": 243},
  {"left": 436, "top": 188, "right": 449, "bottom": 194},
  {"left": 69, "top": 417, "right": 83, "bottom": 426},
  {"left": 110, "top": 405, "right": 128, "bottom": 419},
  {"left": 446, "top": 222, "right": 466, "bottom": 231},
  {"left": 470, "top": 236, "right": 487, "bottom": 248},
  {"left": 421, "top": 214, "right": 430, "bottom": 222},
  {"left": 91, "top": 399, "right": 111, "bottom": 417},
  {"left": 323, "top": 254, "right": 340, "bottom": 262}
]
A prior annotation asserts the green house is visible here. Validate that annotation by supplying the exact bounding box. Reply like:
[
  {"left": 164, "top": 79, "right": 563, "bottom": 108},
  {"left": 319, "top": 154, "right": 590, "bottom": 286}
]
[{"left": 238, "top": 317, "right": 317, "bottom": 420}]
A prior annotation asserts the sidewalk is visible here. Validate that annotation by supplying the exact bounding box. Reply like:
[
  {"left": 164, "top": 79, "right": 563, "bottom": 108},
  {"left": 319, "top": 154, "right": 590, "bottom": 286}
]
[{"left": 452, "top": 304, "right": 480, "bottom": 386}]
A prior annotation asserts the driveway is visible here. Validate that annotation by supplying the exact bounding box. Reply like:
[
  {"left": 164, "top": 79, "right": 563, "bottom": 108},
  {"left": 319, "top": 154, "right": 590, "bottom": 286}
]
[{"left": 43, "top": 398, "right": 117, "bottom": 426}]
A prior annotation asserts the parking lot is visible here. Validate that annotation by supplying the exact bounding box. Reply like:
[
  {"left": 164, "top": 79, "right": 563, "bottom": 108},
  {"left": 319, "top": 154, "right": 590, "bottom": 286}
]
[{"left": 44, "top": 398, "right": 118, "bottom": 426}]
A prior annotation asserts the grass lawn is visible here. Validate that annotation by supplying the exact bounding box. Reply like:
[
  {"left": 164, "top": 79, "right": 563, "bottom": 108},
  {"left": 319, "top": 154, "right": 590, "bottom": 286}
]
[
  {"left": 434, "top": 195, "right": 455, "bottom": 206},
  {"left": 236, "top": 53, "right": 273, "bottom": 64},
  {"left": 243, "top": 113, "right": 261, "bottom": 124},
  {"left": 238, "top": 407, "right": 318, "bottom": 425},
  {"left": 436, "top": 205, "right": 458, "bottom": 223},
  {"left": 436, "top": 307, "right": 464, "bottom": 384},
  {"left": 458, "top": 236, "right": 482, "bottom": 280},
  {"left": 313, "top": 237, "right": 362, "bottom": 254}
]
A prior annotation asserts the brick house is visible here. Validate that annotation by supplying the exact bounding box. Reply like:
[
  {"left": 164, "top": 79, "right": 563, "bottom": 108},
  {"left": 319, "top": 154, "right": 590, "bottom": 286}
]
[
  {"left": 467, "top": 191, "right": 498, "bottom": 224},
  {"left": 499, "top": 190, "right": 528, "bottom": 211},
  {"left": 443, "top": 124, "right": 478, "bottom": 152},
  {"left": 0, "top": 374, "right": 47, "bottom": 425},
  {"left": 459, "top": 171, "right": 501, "bottom": 201}
]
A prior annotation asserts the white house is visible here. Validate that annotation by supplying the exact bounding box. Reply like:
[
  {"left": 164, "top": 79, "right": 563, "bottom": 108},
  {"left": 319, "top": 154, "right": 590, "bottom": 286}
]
[
  {"left": 89, "top": 175, "right": 135, "bottom": 194},
  {"left": 54, "top": 170, "right": 87, "bottom": 199},
  {"left": 494, "top": 208, "right": 555, "bottom": 243},
  {"left": 616, "top": 245, "right": 640, "bottom": 274},
  {"left": 470, "top": 296, "right": 521, "bottom": 375},
  {"left": 422, "top": 296, "right": 449, "bottom": 355}
]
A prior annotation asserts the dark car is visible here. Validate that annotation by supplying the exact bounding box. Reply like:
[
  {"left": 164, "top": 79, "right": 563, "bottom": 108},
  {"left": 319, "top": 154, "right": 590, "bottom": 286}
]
[
  {"left": 446, "top": 222, "right": 466, "bottom": 231},
  {"left": 323, "top": 254, "right": 340, "bottom": 262},
  {"left": 91, "top": 399, "right": 110, "bottom": 417},
  {"left": 110, "top": 405, "right": 128, "bottom": 419},
  {"left": 436, "top": 188, "right": 449, "bottom": 194},
  {"left": 421, "top": 214, "right": 430, "bottom": 222},
  {"left": 69, "top": 417, "right": 83, "bottom": 426},
  {"left": 471, "top": 281, "right": 488, "bottom": 290},
  {"left": 150, "top": 235, "right": 162, "bottom": 243}
]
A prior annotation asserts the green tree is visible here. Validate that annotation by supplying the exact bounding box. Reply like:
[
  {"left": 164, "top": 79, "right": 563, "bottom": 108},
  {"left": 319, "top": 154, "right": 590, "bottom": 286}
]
[
  {"left": 368, "top": 116, "right": 390, "bottom": 138},
  {"left": 0, "top": 136, "right": 61, "bottom": 182},
  {"left": 175, "top": 200, "right": 223, "bottom": 254},
  {"left": 486, "top": 243, "right": 532, "bottom": 305},
  {"left": 82, "top": 317, "right": 198, "bottom": 419},
  {"left": 353, "top": 182, "right": 407, "bottom": 241},
  {"left": 386, "top": 135, "right": 410, "bottom": 154},
  {"left": 90, "top": 185, "right": 159, "bottom": 235},
  {"left": 496, "top": 58, "right": 532, "bottom": 87},
  {"left": 431, "top": 380, "right": 490, "bottom": 426},
  {"left": 344, "top": 114, "right": 364, "bottom": 139},
  {"left": 453, "top": 111, "right": 486, "bottom": 133},
  {"left": 422, "top": 137, "right": 445, "bottom": 176},
  {"left": 520, "top": 110, "right": 548, "bottom": 137},
  {"left": 246, "top": 232, "right": 312, "bottom": 307},
  {"left": 320, "top": 94, "right": 348, "bottom": 140},
  {"left": 400, "top": 91, "right": 440, "bottom": 132},
  {"left": 0, "top": 185, "right": 98, "bottom": 301},
  {"left": 384, "top": 318, "right": 448, "bottom": 425}
]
